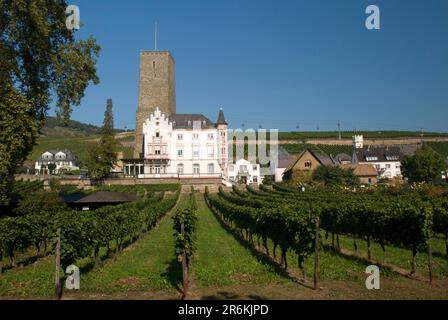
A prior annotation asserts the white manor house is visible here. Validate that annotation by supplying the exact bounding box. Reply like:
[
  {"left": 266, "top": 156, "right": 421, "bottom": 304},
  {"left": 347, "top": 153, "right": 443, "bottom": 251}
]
[{"left": 124, "top": 107, "right": 228, "bottom": 178}]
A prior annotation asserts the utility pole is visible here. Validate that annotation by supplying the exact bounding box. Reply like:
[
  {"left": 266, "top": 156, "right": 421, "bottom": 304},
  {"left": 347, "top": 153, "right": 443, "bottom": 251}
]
[
  {"left": 338, "top": 120, "right": 341, "bottom": 140},
  {"left": 420, "top": 128, "right": 424, "bottom": 147}
]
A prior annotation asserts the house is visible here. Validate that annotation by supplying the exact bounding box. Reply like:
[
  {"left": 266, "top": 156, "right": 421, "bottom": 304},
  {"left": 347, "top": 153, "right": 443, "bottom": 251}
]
[
  {"left": 228, "top": 158, "right": 262, "bottom": 185},
  {"left": 35, "top": 149, "right": 80, "bottom": 175},
  {"left": 339, "top": 164, "right": 378, "bottom": 185},
  {"left": 64, "top": 191, "right": 139, "bottom": 211},
  {"left": 269, "top": 147, "right": 296, "bottom": 182},
  {"left": 123, "top": 107, "right": 228, "bottom": 178},
  {"left": 352, "top": 135, "right": 403, "bottom": 179},
  {"left": 282, "top": 148, "right": 332, "bottom": 181}
]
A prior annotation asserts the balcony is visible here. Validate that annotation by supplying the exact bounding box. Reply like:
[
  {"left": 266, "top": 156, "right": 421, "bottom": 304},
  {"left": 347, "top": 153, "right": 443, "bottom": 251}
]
[{"left": 145, "top": 154, "right": 170, "bottom": 160}]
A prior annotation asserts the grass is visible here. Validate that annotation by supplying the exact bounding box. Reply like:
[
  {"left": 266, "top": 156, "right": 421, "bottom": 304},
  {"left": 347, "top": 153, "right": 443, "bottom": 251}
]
[
  {"left": 26, "top": 135, "right": 133, "bottom": 168},
  {"left": 191, "top": 194, "right": 288, "bottom": 287},
  {"left": 330, "top": 233, "right": 448, "bottom": 278},
  {"left": 73, "top": 195, "right": 186, "bottom": 294}
]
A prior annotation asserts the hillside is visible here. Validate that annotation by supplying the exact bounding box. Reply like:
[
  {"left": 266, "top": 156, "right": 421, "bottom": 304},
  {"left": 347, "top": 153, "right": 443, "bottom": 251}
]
[{"left": 41, "top": 116, "right": 126, "bottom": 137}]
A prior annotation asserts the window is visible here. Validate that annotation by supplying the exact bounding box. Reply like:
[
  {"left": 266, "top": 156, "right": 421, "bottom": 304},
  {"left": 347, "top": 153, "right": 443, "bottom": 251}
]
[
  {"left": 253, "top": 165, "right": 257, "bottom": 171},
  {"left": 177, "top": 149, "right": 183, "bottom": 157},
  {"left": 229, "top": 165, "right": 234, "bottom": 171},
  {"left": 386, "top": 164, "right": 391, "bottom": 169},
  {"left": 208, "top": 163, "right": 214, "bottom": 174},
  {"left": 240, "top": 165, "right": 248, "bottom": 172},
  {"left": 365, "top": 156, "right": 378, "bottom": 161},
  {"left": 221, "top": 131, "right": 226, "bottom": 137},
  {"left": 177, "top": 134, "right": 183, "bottom": 140},
  {"left": 304, "top": 161, "right": 312, "bottom": 168},
  {"left": 193, "top": 145, "right": 200, "bottom": 157},
  {"left": 253, "top": 176, "right": 258, "bottom": 183},
  {"left": 193, "top": 164, "right": 200, "bottom": 174},
  {"left": 155, "top": 130, "right": 160, "bottom": 138},
  {"left": 193, "top": 133, "right": 199, "bottom": 140},
  {"left": 386, "top": 155, "right": 399, "bottom": 161},
  {"left": 177, "top": 163, "right": 184, "bottom": 174},
  {"left": 207, "top": 145, "right": 214, "bottom": 158},
  {"left": 208, "top": 133, "right": 214, "bottom": 140},
  {"left": 155, "top": 146, "right": 161, "bottom": 155}
]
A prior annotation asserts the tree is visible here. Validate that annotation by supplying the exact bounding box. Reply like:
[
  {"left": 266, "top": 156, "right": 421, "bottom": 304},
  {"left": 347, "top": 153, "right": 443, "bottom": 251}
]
[
  {"left": 401, "top": 147, "right": 446, "bottom": 183},
  {"left": 86, "top": 99, "right": 118, "bottom": 180},
  {"left": 0, "top": 1, "right": 100, "bottom": 205},
  {"left": 48, "top": 163, "right": 57, "bottom": 175},
  {"left": 312, "top": 165, "right": 359, "bottom": 186}
]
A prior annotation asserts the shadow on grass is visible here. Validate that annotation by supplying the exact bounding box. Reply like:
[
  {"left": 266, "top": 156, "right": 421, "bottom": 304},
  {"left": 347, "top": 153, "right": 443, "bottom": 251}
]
[
  {"left": 1, "top": 252, "right": 48, "bottom": 273},
  {"left": 320, "top": 243, "right": 424, "bottom": 280},
  {"left": 432, "top": 251, "right": 448, "bottom": 262},
  {"left": 161, "top": 255, "right": 183, "bottom": 293},
  {"left": 203, "top": 197, "right": 313, "bottom": 288}
]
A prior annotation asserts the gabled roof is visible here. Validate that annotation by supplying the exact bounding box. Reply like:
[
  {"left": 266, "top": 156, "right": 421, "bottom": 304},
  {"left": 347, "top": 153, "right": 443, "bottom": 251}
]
[
  {"left": 169, "top": 114, "right": 215, "bottom": 129},
  {"left": 72, "top": 191, "right": 139, "bottom": 204},
  {"left": 354, "top": 146, "right": 403, "bottom": 163},
  {"left": 284, "top": 148, "right": 326, "bottom": 173},
  {"left": 37, "top": 149, "right": 78, "bottom": 162}
]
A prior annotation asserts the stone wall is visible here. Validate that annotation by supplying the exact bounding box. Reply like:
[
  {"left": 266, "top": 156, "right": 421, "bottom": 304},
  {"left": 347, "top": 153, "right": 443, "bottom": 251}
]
[{"left": 134, "top": 51, "right": 176, "bottom": 158}]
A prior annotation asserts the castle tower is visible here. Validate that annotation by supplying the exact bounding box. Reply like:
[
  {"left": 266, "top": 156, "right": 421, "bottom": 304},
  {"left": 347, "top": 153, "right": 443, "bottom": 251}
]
[{"left": 134, "top": 51, "right": 176, "bottom": 158}]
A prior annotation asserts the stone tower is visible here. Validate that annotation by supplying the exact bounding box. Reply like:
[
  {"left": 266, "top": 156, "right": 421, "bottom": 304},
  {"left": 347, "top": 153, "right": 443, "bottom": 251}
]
[{"left": 134, "top": 51, "right": 176, "bottom": 158}]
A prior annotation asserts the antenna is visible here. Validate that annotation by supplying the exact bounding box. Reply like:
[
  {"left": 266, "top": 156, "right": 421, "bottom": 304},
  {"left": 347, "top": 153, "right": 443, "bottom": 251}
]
[{"left": 154, "top": 22, "right": 158, "bottom": 51}]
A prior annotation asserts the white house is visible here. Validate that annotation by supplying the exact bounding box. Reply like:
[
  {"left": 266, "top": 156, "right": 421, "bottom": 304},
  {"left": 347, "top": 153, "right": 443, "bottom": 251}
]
[
  {"left": 124, "top": 107, "right": 228, "bottom": 178},
  {"left": 35, "top": 149, "right": 80, "bottom": 175},
  {"left": 228, "top": 158, "right": 262, "bottom": 185},
  {"left": 352, "top": 135, "right": 403, "bottom": 179}
]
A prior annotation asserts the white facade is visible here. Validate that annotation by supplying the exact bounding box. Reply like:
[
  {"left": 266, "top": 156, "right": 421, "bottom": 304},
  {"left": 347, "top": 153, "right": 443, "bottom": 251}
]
[
  {"left": 228, "top": 159, "right": 262, "bottom": 185},
  {"left": 352, "top": 135, "right": 402, "bottom": 179},
  {"left": 126, "top": 107, "right": 227, "bottom": 178},
  {"left": 35, "top": 150, "right": 80, "bottom": 174}
]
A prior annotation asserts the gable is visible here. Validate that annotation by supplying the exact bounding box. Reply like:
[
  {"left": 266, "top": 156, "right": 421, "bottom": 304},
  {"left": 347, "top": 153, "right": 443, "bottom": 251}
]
[{"left": 285, "top": 149, "right": 323, "bottom": 173}]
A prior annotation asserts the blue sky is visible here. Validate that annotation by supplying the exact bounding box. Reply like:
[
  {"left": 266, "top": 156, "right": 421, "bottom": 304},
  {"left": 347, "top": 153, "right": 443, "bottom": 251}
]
[{"left": 56, "top": 0, "right": 448, "bottom": 132}]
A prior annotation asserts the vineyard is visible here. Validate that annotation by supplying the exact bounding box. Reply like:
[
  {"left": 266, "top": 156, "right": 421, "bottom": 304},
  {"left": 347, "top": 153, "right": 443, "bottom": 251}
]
[
  {"left": 1, "top": 182, "right": 447, "bottom": 299},
  {"left": 204, "top": 184, "right": 448, "bottom": 286},
  {"left": 0, "top": 184, "right": 180, "bottom": 276}
]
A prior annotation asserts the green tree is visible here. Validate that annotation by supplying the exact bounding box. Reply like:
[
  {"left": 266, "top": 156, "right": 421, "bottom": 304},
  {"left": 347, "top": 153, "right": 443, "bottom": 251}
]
[
  {"left": 401, "top": 147, "right": 446, "bottom": 183},
  {"left": 312, "top": 165, "right": 359, "bottom": 186},
  {"left": 86, "top": 99, "right": 118, "bottom": 180},
  {"left": 0, "top": 0, "right": 100, "bottom": 205},
  {"left": 48, "top": 163, "right": 57, "bottom": 175}
]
